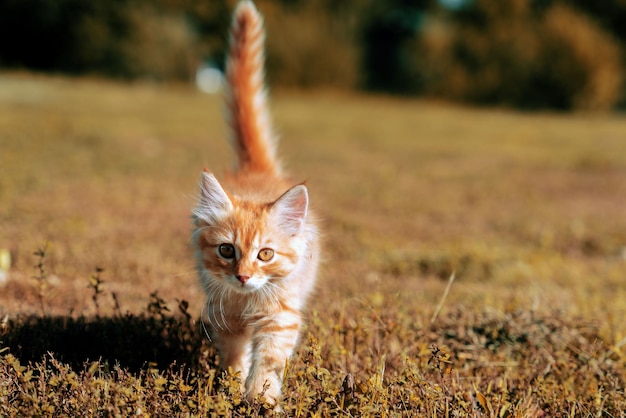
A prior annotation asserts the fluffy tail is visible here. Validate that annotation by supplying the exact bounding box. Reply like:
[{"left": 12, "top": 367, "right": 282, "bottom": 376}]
[{"left": 225, "top": 1, "right": 279, "bottom": 175}]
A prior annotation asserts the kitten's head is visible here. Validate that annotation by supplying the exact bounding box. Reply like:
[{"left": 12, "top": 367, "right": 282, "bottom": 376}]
[{"left": 192, "top": 171, "right": 309, "bottom": 294}]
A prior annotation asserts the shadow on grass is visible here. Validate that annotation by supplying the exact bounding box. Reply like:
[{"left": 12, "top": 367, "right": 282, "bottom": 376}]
[{"left": 1, "top": 298, "right": 214, "bottom": 373}]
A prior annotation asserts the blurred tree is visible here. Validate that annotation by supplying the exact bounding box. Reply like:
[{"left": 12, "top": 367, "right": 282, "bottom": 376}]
[
  {"left": 0, "top": 0, "right": 624, "bottom": 109},
  {"left": 557, "top": 0, "right": 626, "bottom": 42},
  {"left": 360, "top": 0, "right": 435, "bottom": 93},
  {"left": 556, "top": 0, "right": 626, "bottom": 107},
  {"left": 0, "top": 0, "right": 227, "bottom": 80},
  {"left": 257, "top": 0, "right": 363, "bottom": 88},
  {"left": 409, "top": 0, "right": 625, "bottom": 109},
  {"left": 0, "top": 0, "right": 84, "bottom": 71}
]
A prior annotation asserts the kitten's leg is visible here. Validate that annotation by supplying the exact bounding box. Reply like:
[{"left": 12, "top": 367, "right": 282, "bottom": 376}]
[
  {"left": 245, "top": 312, "right": 301, "bottom": 404},
  {"left": 214, "top": 329, "right": 252, "bottom": 383}
]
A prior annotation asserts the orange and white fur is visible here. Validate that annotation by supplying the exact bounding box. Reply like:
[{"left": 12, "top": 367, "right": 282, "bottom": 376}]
[{"left": 192, "top": 0, "right": 319, "bottom": 405}]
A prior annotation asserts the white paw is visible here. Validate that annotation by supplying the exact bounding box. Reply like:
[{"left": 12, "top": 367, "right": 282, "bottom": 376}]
[{"left": 245, "top": 372, "right": 281, "bottom": 404}]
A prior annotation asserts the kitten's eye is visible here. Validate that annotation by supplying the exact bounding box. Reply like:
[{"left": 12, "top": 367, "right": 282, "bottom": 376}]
[
  {"left": 257, "top": 248, "right": 274, "bottom": 262},
  {"left": 218, "top": 243, "right": 235, "bottom": 259}
]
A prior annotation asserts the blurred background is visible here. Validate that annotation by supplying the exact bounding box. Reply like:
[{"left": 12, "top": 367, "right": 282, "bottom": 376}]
[{"left": 0, "top": 0, "right": 625, "bottom": 111}]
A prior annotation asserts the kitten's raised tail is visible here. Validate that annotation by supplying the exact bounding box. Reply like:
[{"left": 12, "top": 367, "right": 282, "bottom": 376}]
[{"left": 225, "top": 1, "right": 279, "bottom": 176}]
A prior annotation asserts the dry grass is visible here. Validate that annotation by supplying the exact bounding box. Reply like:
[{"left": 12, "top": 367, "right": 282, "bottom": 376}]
[{"left": 1, "top": 73, "right": 625, "bottom": 416}]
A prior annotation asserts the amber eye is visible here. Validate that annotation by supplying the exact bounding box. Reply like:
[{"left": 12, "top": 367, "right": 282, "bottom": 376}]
[
  {"left": 257, "top": 248, "right": 274, "bottom": 262},
  {"left": 218, "top": 244, "right": 235, "bottom": 259}
]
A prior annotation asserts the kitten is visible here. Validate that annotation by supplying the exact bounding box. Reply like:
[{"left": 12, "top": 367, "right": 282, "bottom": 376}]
[{"left": 192, "top": 0, "right": 320, "bottom": 405}]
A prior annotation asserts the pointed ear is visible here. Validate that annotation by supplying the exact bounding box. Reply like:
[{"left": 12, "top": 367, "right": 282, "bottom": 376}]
[
  {"left": 270, "top": 184, "right": 309, "bottom": 236},
  {"left": 195, "top": 172, "right": 233, "bottom": 223}
]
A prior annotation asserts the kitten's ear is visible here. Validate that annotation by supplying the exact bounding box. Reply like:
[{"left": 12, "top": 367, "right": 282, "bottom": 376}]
[
  {"left": 195, "top": 171, "right": 233, "bottom": 223},
  {"left": 270, "top": 184, "right": 308, "bottom": 236}
]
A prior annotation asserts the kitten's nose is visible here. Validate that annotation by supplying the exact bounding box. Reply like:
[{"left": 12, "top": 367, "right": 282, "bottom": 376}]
[{"left": 236, "top": 275, "right": 250, "bottom": 285}]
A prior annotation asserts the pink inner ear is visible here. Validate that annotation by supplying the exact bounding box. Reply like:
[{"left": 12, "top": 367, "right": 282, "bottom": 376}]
[{"left": 272, "top": 184, "right": 308, "bottom": 235}]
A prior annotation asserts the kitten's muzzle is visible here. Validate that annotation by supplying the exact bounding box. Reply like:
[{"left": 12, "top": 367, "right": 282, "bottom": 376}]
[{"left": 236, "top": 275, "right": 250, "bottom": 285}]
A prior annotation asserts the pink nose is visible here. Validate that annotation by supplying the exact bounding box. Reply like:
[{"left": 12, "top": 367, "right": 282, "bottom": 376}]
[{"left": 236, "top": 275, "right": 250, "bottom": 284}]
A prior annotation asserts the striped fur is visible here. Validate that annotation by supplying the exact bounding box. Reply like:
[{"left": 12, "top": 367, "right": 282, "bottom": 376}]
[
  {"left": 192, "top": 0, "right": 320, "bottom": 405},
  {"left": 224, "top": 0, "right": 279, "bottom": 175}
]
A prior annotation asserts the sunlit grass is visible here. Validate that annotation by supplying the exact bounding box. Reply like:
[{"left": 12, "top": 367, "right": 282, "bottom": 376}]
[{"left": 1, "top": 73, "right": 625, "bottom": 415}]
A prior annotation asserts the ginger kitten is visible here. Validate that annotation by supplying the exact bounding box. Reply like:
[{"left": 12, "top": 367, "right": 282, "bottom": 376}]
[{"left": 192, "top": 0, "right": 320, "bottom": 405}]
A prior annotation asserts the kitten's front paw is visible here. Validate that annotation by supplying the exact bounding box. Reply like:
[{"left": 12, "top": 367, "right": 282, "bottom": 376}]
[{"left": 245, "top": 372, "right": 281, "bottom": 405}]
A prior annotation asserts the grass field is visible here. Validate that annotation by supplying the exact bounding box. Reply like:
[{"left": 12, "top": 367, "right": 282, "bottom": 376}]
[{"left": 1, "top": 73, "right": 626, "bottom": 416}]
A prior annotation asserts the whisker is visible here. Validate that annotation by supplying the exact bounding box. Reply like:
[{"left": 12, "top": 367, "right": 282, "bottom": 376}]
[
  {"left": 200, "top": 301, "right": 212, "bottom": 342},
  {"left": 259, "top": 281, "right": 281, "bottom": 307},
  {"left": 219, "top": 287, "right": 234, "bottom": 334},
  {"left": 207, "top": 294, "right": 225, "bottom": 332},
  {"left": 213, "top": 303, "right": 225, "bottom": 332},
  {"left": 167, "top": 269, "right": 198, "bottom": 279}
]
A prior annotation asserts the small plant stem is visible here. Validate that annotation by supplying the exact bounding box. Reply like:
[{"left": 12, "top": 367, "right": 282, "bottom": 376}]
[
  {"left": 32, "top": 242, "right": 49, "bottom": 316},
  {"left": 430, "top": 272, "right": 456, "bottom": 325},
  {"left": 88, "top": 267, "right": 105, "bottom": 316}
]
